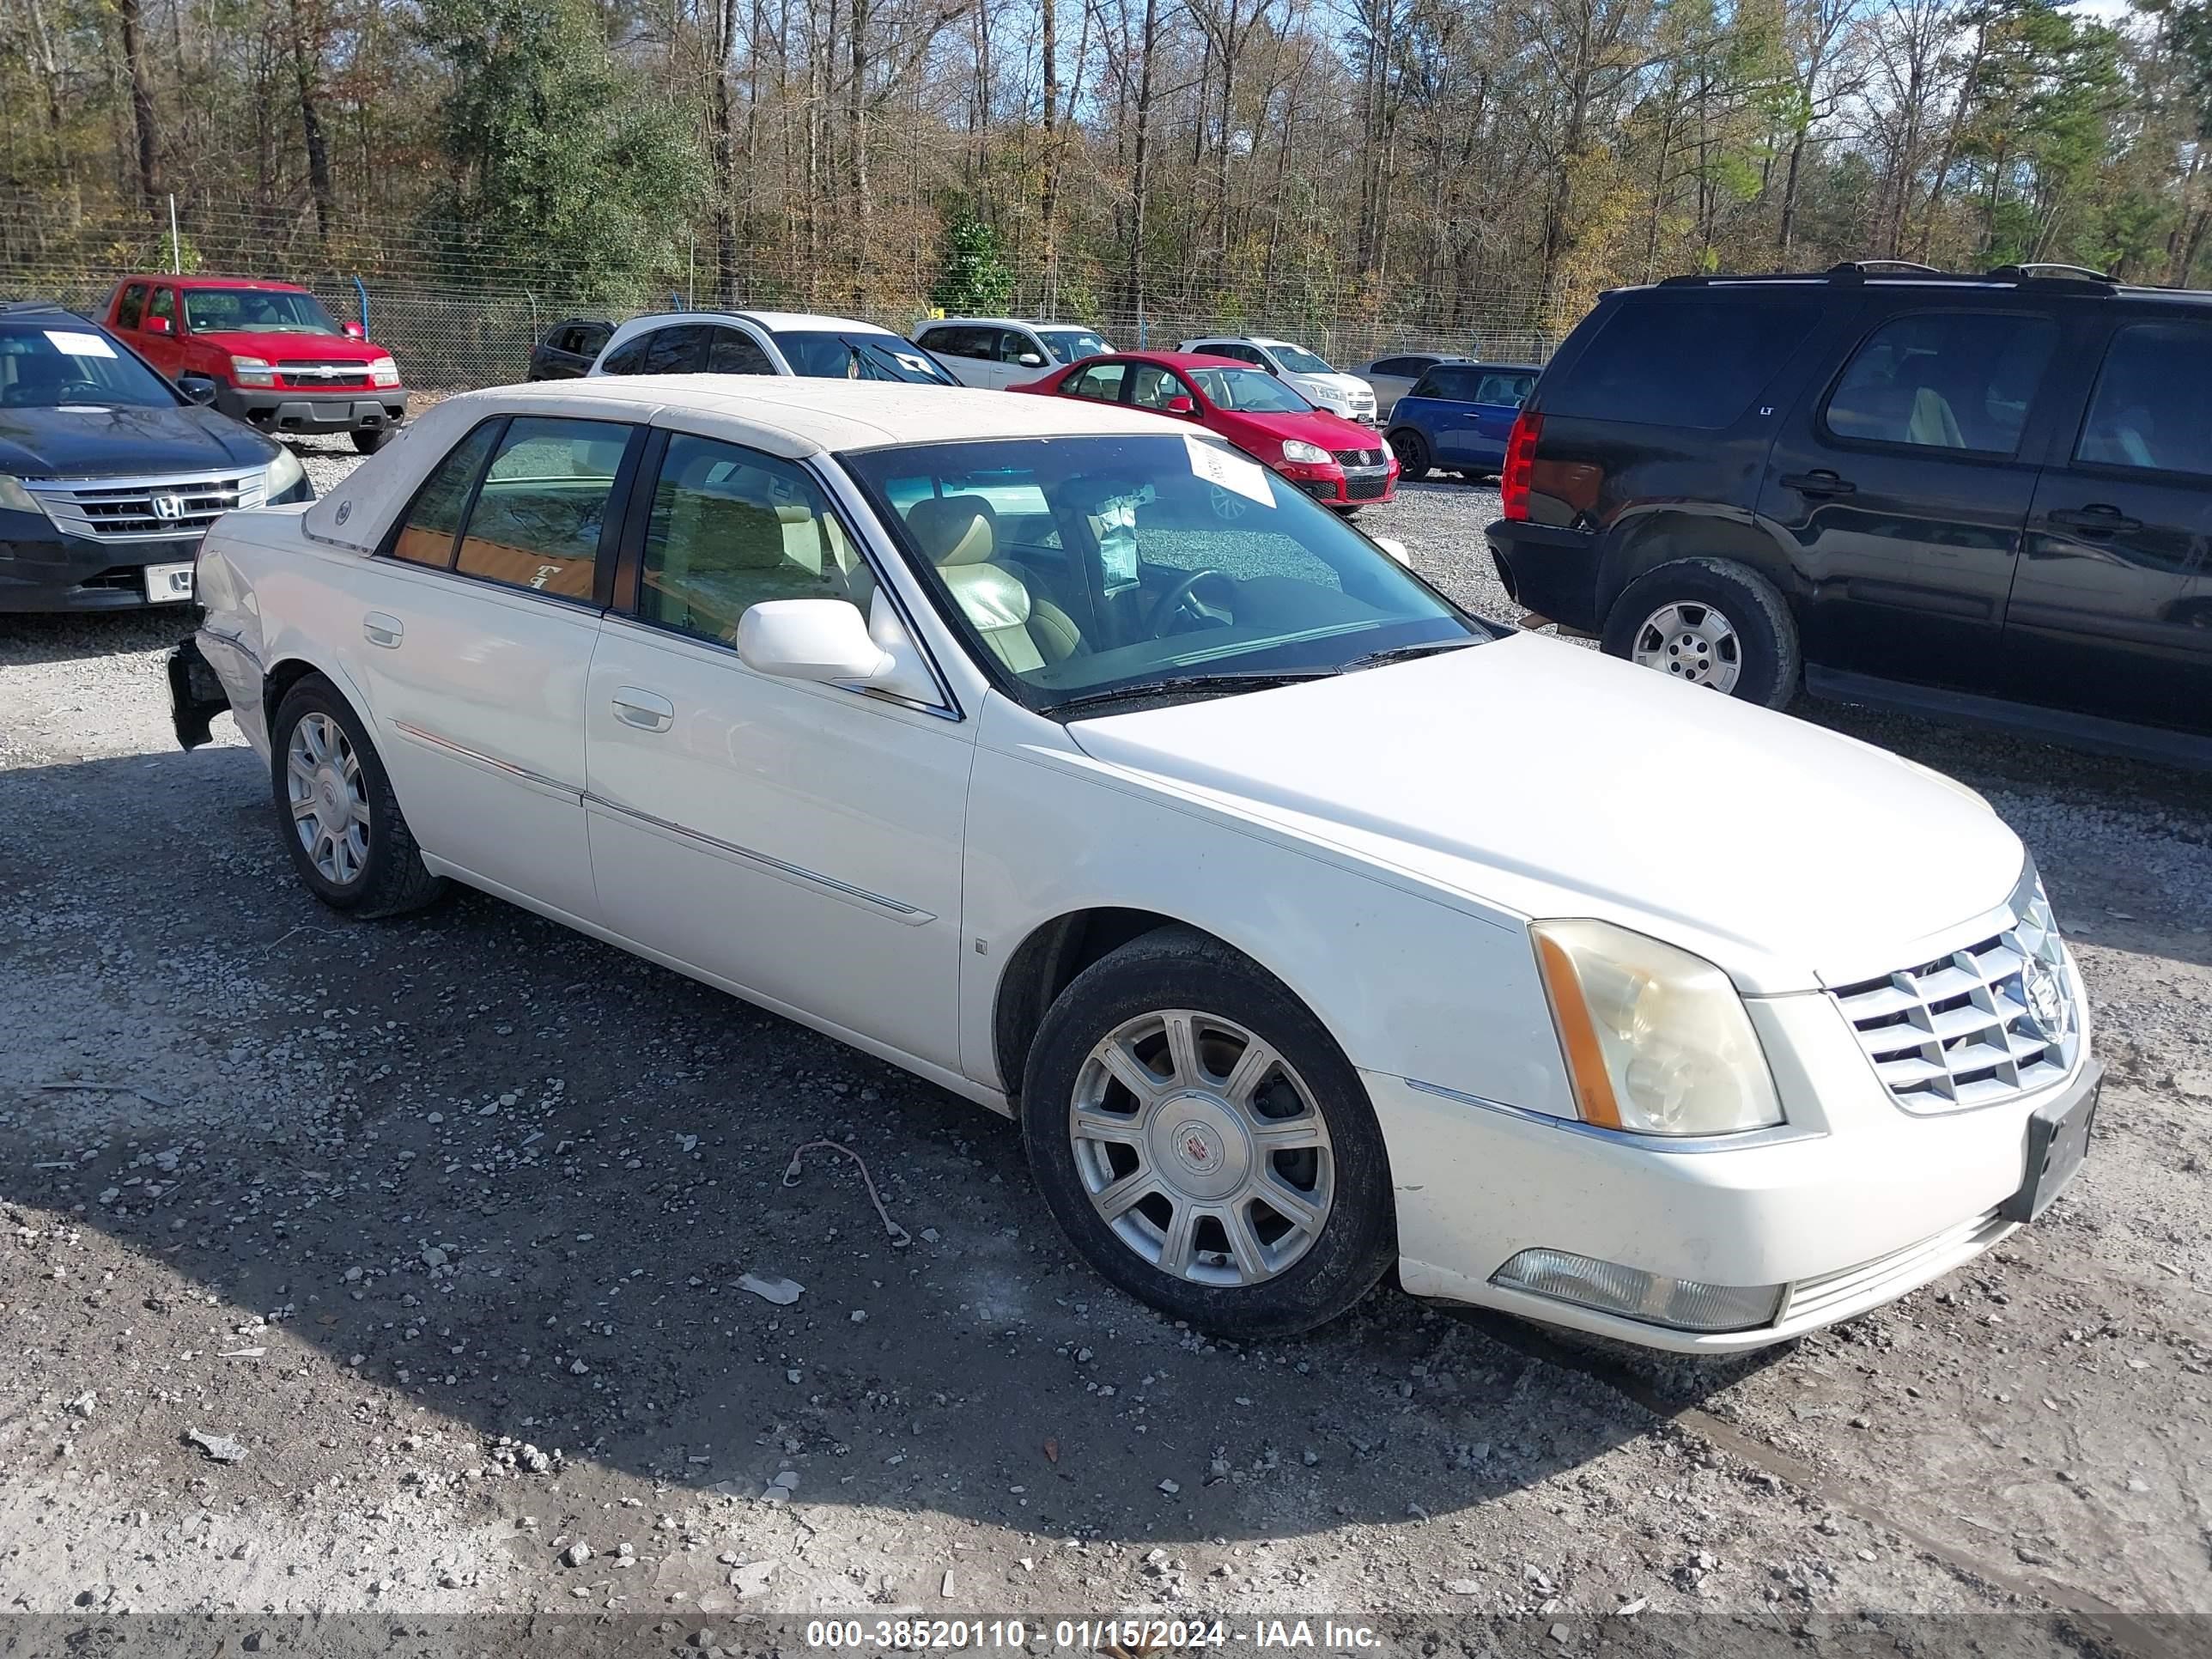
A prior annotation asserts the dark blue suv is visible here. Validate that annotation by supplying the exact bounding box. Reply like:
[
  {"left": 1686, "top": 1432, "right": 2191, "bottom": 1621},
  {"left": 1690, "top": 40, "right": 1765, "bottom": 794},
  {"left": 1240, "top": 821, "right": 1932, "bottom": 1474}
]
[{"left": 1385, "top": 362, "right": 1540, "bottom": 482}]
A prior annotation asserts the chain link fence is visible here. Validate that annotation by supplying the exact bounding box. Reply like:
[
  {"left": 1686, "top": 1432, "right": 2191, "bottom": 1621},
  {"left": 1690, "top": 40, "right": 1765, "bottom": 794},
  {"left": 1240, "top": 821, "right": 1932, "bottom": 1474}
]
[{"left": 0, "top": 198, "right": 1568, "bottom": 392}]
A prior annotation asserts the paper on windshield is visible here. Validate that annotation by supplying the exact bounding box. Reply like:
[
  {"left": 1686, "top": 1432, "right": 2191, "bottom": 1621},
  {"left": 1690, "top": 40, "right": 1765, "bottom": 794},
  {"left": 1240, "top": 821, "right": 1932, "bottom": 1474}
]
[
  {"left": 46, "top": 330, "right": 117, "bottom": 358},
  {"left": 1185, "top": 434, "right": 1273, "bottom": 506}
]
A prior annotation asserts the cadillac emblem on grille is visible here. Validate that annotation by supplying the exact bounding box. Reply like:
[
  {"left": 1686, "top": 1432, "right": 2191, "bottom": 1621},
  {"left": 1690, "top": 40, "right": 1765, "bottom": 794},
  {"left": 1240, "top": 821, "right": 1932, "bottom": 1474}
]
[{"left": 2019, "top": 957, "right": 2071, "bottom": 1042}]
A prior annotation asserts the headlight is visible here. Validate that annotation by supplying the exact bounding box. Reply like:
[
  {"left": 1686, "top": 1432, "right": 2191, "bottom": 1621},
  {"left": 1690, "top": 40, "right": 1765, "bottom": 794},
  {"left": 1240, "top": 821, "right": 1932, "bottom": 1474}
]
[
  {"left": 1279, "top": 439, "right": 1331, "bottom": 465},
  {"left": 368, "top": 356, "right": 401, "bottom": 389},
  {"left": 264, "top": 444, "right": 306, "bottom": 500},
  {"left": 230, "top": 356, "right": 276, "bottom": 387},
  {"left": 0, "top": 474, "right": 45, "bottom": 516},
  {"left": 1531, "top": 918, "right": 1782, "bottom": 1136}
]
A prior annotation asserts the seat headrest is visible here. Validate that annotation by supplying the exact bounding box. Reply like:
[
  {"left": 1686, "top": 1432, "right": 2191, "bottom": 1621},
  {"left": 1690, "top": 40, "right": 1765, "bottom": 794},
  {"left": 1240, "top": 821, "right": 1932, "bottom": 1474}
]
[{"left": 908, "top": 495, "right": 999, "bottom": 566}]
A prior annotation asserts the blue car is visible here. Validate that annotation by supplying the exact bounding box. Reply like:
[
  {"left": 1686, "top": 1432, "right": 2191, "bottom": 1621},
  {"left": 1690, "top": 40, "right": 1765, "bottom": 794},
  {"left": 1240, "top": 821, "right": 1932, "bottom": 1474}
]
[{"left": 1385, "top": 362, "right": 1540, "bottom": 481}]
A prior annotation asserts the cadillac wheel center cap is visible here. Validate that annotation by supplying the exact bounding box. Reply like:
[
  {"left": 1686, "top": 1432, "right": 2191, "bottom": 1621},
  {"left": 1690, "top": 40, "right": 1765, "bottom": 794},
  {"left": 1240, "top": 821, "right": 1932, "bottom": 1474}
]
[
  {"left": 1173, "top": 1122, "right": 1221, "bottom": 1174},
  {"left": 2021, "top": 958, "right": 2070, "bottom": 1041}
]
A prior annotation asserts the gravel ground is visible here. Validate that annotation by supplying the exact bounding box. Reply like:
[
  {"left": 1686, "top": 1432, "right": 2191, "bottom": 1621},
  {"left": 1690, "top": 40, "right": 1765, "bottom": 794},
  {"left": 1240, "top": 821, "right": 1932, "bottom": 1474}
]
[{"left": 2, "top": 448, "right": 2208, "bottom": 1655}]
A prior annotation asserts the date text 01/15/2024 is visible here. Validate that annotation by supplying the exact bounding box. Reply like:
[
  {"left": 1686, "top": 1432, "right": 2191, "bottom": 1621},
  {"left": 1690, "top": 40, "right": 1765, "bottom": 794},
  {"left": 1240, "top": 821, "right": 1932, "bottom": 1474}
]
[{"left": 802, "top": 1620, "right": 1383, "bottom": 1650}]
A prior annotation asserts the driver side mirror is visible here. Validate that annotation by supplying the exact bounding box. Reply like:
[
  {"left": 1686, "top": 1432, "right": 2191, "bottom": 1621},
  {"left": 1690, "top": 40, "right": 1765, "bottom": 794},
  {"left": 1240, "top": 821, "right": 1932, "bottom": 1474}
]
[
  {"left": 1164, "top": 393, "right": 1199, "bottom": 418},
  {"left": 737, "top": 599, "right": 893, "bottom": 684},
  {"left": 1017, "top": 352, "right": 1044, "bottom": 368},
  {"left": 343, "top": 320, "right": 367, "bottom": 341},
  {"left": 176, "top": 373, "right": 220, "bottom": 407},
  {"left": 143, "top": 315, "right": 172, "bottom": 336}
]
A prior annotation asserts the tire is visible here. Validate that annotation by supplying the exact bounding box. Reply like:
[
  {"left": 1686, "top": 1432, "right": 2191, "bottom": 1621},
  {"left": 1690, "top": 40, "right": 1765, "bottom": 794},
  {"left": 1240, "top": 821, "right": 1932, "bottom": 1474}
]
[
  {"left": 352, "top": 426, "right": 395, "bottom": 455},
  {"left": 1600, "top": 556, "right": 1802, "bottom": 709},
  {"left": 1021, "top": 927, "right": 1396, "bottom": 1339},
  {"left": 1387, "top": 428, "right": 1431, "bottom": 481},
  {"left": 269, "top": 675, "right": 446, "bottom": 918}
]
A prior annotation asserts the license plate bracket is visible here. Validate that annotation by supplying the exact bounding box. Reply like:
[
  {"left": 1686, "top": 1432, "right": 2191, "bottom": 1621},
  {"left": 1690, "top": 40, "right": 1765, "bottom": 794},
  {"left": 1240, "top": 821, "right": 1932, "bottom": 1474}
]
[
  {"left": 144, "top": 561, "right": 195, "bottom": 603},
  {"left": 2002, "top": 1074, "right": 2099, "bottom": 1223}
]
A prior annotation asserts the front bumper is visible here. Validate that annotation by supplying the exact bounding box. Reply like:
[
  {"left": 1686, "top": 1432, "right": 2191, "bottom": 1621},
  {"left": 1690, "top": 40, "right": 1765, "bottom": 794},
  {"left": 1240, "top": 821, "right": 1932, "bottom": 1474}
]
[
  {"left": 216, "top": 384, "right": 408, "bottom": 435},
  {"left": 1372, "top": 969, "right": 2100, "bottom": 1352},
  {"left": 1275, "top": 459, "right": 1398, "bottom": 507},
  {"left": 0, "top": 515, "right": 204, "bottom": 612},
  {"left": 1486, "top": 517, "right": 1604, "bottom": 634}
]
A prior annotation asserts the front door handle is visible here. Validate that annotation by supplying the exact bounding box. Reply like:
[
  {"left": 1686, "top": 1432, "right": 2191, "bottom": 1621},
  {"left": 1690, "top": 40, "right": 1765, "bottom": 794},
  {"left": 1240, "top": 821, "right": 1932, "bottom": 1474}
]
[
  {"left": 1782, "top": 470, "right": 1856, "bottom": 496},
  {"left": 611, "top": 688, "right": 674, "bottom": 732},
  {"left": 363, "top": 612, "right": 404, "bottom": 648},
  {"left": 2049, "top": 504, "right": 2141, "bottom": 535}
]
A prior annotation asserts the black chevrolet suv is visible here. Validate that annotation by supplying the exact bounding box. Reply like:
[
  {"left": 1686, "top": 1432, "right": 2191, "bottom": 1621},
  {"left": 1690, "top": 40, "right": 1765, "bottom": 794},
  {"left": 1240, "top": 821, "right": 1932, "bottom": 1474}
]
[{"left": 1486, "top": 263, "right": 2212, "bottom": 766}]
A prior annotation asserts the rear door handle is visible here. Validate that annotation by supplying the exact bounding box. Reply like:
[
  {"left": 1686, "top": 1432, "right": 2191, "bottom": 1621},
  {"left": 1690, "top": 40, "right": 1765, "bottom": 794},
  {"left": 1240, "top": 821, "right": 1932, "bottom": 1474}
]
[
  {"left": 2048, "top": 505, "right": 2141, "bottom": 535},
  {"left": 363, "top": 612, "right": 404, "bottom": 648},
  {"left": 611, "top": 688, "right": 674, "bottom": 732},
  {"left": 1782, "top": 470, "right": 1856, "bottom": 496}
]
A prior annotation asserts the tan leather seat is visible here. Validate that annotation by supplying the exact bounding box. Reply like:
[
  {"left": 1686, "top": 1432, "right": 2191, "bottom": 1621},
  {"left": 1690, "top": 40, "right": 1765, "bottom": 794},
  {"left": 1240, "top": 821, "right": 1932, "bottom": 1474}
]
[{"left": 905, "top": 495, "right": 1082, "bottom": 672}]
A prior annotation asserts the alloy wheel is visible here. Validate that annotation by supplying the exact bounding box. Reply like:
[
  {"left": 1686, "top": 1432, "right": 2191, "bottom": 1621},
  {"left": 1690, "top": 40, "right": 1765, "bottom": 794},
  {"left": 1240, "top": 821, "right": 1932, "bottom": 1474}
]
[
  {"left": 1068, "top": 1009, "right": 1334, "bottom": 1287},
  {"left": 1630, "top": 600, "right": 1742, "bottom": 693},
  {"left": 286, "top": 712, "right": 370, "bottom": 885}
]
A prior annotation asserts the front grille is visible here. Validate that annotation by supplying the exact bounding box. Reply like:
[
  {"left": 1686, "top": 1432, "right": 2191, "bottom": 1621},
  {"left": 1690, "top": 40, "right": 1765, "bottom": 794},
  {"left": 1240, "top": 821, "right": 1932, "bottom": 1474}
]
[
  {"left": 23, "top": 470, "right": 265, "bottom": 543},
  {"left": 1831, "top": 877, "right": 2078, "bottom": 1110},
  {"left": 76, "top": 567, "right": 148, "bottom": 593},
  {"left": 1297, "top": 479, "right": 1338, "bottom": 501},
  {"left": 1345, "top": 476, "right": 1390, "bottom": 501},
  {"left": 1332, "top": 447, "right": 1385, "bottom": 467},
  {"left": 1781, "top": 1208, "right": 2009, "bottom": 1325},
  {"left": 276, "top": 361, "right": 370, "bottom": 388}
]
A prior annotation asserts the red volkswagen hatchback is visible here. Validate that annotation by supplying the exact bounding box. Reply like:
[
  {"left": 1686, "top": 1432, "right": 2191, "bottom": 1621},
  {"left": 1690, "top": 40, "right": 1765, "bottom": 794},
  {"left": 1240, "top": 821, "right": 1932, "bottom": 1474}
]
[{"left": 1012, "top": 350, "right": 1398, "bottom": 509}]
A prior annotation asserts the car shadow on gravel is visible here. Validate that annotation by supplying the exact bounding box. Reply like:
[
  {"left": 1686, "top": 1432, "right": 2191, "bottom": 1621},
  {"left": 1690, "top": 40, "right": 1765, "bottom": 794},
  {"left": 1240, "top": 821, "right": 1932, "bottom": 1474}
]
[
  {"left": 0, "top": 745, "right": 1752, "bottom": 1551},
  {"left": 0, "top": 610, "right": 199, "bottom": 665}
]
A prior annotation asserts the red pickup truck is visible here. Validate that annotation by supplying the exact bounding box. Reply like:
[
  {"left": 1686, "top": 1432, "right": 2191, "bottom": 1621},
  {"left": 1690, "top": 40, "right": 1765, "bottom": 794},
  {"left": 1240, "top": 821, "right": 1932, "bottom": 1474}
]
[{"left": 103, "top": 275, "right": 409, "bottom": 453}]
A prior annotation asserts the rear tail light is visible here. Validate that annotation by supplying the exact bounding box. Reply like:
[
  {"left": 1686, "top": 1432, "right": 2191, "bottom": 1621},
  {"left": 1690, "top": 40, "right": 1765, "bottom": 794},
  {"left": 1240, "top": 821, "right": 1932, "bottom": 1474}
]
[{"left": 1500, "top": 410, "right": 1542, "bottom": 520}]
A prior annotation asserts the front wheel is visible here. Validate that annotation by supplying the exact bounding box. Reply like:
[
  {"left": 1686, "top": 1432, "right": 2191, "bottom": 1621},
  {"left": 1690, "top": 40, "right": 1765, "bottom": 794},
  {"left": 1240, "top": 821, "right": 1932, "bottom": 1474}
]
[
  {"left": 270, "top": 675, "right": 446, "bottom": 917},
  {"left": 352, "top": 426, "right": 396, "bottom": 455},
  {"left": 1601, "top": 556, "right": 1802, "bottom": 708},
  {"left": 1021, "top": 927, "right": 1396, "bottom": 1339},
  {"left": 1387, "top": 428, "right": 1431, "bottom": 481}
]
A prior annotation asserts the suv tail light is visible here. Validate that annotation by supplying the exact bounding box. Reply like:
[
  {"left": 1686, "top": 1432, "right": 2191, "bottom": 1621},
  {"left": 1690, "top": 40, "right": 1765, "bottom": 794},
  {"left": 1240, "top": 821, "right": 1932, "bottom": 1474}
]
[{"left": 1501, "top": 410, "right": 1542, "bottom": 520}]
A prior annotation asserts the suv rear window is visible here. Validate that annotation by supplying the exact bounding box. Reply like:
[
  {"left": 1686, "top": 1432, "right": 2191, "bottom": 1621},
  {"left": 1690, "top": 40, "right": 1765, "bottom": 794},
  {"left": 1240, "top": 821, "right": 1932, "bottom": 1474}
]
[{"left": 1545, "top": 296, "right": 1818, "bottom": 428}]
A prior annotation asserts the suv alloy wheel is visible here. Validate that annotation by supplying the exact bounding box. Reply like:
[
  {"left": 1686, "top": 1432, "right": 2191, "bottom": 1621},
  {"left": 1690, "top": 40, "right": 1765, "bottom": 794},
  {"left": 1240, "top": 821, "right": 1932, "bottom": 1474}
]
[{"left": 1601, "top": 557, "right": 1802, "bottom": 709}]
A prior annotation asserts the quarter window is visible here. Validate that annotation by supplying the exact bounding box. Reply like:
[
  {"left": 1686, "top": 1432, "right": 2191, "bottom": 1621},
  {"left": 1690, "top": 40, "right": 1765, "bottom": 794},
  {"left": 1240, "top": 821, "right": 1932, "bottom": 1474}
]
[
  {"left": 2075, "top": 321, "right": 2212, "bottom": 477},
  {"left": 1824, "top": 312, "right": 2055, "bottom": 456},
  {"left": 637, "top": 435, "right": 863, "bottom": 645},
  {"left": 599, "top": 332, "right": 652, "bottom": 374},
  {"left": 388, "top": 422, "right": 501, "bottom": 568},
  {"left": 1068, "top": 362, "right": 1127, "bottom": 402},
  {"left": 707, "top": 326, "right": 775, "bottom": 374},
  {"left": 1547, "top": 297, "right": 1816, "bottom": 429},
  {"left": 641, "top": 325, "right": 710, "bottom": 375},
  {"left": 451, "top": 417, "right": 629, "bottom": 599}
]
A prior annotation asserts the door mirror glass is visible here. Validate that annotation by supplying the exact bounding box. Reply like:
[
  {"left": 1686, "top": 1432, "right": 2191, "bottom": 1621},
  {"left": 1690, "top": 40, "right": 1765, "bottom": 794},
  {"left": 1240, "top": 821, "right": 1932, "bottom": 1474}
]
[
  {"left": 343, "top": 320, "right": 367, "bottom": 341},
  {"left": 736, "top": 599, "right": 894, "bottom": 684},
  {"left": 177, "top": 373, "right": 220, "bottom": 406}
]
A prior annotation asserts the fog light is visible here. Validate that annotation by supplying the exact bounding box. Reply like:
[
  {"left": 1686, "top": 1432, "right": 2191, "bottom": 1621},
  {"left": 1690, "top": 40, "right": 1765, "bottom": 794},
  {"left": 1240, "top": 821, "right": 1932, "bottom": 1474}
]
[{"left": 1492, "top": 1248, "right": 1783, "bottom": 1333}]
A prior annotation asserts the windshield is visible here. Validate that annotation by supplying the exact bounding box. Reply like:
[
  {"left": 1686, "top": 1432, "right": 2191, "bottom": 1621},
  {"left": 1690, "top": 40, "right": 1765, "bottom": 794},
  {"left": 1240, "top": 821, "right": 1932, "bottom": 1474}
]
[
  {"left": 181, "top": 288, "right": 342, "bottom": 334},
  {"left": 1188, "top": 366, "right": 1312, "bottom": 414},
  {"left": 0, "top": 322, "right": 178, "bottom": 409},
  {"left": 843, "top": 434, "right": 1485, "bottom": 715},
  {"left": 1267, "top": 342, "right": 1334, "bottom": 375},
  {"left": 1037, "top": 328, "right": 1111, "bottom": 364},
  {"left": 772, "top": 331, "right": 957, "bottom": 384}
]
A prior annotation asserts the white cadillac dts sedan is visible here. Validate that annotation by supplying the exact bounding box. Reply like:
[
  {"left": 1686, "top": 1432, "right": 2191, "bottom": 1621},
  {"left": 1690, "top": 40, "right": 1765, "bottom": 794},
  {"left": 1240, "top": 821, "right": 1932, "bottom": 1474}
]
[{"left": 169, "top": 378, "right": 2100, "bottom": 1350}]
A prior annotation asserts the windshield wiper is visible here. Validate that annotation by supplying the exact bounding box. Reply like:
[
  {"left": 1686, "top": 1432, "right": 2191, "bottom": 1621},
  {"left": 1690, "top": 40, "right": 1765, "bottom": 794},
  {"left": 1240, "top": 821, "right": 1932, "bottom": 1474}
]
[
  {"left": 1048, "top": 670, "right": 1334, "bottom": 716},
  {"left": 1340, "top": 638, "right": 1480, "bottom": 672}
]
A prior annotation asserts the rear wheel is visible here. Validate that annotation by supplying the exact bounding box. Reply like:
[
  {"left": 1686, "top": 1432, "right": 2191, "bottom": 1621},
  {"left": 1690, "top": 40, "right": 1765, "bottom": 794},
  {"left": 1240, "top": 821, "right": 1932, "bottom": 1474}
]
[
  {"left": 1021, "top": 927, "right": 1395, "bottom": 1339},
  {"left": 1601, "top": 557, "right": 1801, "bottom": 708},
  {"left": 1387, "top": 428, "right": 1431, "bottom": 481},
  {"left": 270, "top": 676, "right": 446, "bottom": 917}
]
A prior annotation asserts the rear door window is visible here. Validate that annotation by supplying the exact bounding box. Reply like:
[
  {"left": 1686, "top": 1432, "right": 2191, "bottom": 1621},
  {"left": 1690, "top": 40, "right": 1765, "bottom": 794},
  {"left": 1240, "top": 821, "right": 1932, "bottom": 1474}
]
[
  {"left": 2073, "top": 320, "right": 2212, "bottom": 477},
  {"left": 707, "top": 325, "right": 775, "bottom": 374},
  {"left": 1546, "top": 296, "right": 1819, "bottom": 428},
  {"left": 148, "top": 287, "right": 176, "bottom": 327},
  {"left": 641, "top": 325, "right": 710, "bottom": 375},
  {"left": 117, "top": 285, "right": 147, "bottom": 329},
  {"left": 1417, "top": 366, "right": 1484, "bottom": 401},
  {"left": 1823, "top": 311, "right": 2056, "bottom": 456},
  {"left": 599, "top": 332, "right": 653, "bottom": 374},
  {"left": 452, "top": 417, "right": 630, "bottom": 600},
  {"left": 1068, "top": 362, "right": 1128, "bottom": 402}
]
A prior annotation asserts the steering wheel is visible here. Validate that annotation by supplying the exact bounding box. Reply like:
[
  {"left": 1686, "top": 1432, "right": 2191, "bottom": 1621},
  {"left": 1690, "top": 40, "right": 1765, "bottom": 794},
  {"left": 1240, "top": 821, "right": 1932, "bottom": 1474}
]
[{"left": 1146, "top": 568, "right": 1235, "bottom": 638}]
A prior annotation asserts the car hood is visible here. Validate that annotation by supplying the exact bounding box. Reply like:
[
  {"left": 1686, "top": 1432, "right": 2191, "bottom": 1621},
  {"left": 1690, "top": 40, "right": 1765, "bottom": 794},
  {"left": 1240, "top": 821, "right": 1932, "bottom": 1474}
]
[
  {"left": 1063, "top": 635, "right": 2024, "bottom": 993},
  {"left": 0, "top": 403, "right": 276, "bottom": 479},
  {"left": 186, "top": 330, "right": 388, "bottom": 363},
  {"left": 1215, "top": 406, "right": 1385, "bottom": 453},
  {"left": 1286, "top": 372, "right": 1370, "bottom": 401}
]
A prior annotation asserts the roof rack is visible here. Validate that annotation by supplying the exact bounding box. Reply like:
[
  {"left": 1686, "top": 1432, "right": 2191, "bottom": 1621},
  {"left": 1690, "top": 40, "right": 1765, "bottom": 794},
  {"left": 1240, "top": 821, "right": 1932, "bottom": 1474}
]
[
  {"left": 1655, "top": 261, "right": 2118, "bottom": 292},
  {"left": 1828, "top": 259, "right": 1942, "bottom": 276},
  {"left": 1985, "top": 262, "right": 2112, "bottom": 283}
]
